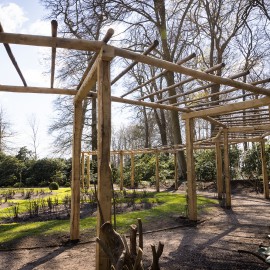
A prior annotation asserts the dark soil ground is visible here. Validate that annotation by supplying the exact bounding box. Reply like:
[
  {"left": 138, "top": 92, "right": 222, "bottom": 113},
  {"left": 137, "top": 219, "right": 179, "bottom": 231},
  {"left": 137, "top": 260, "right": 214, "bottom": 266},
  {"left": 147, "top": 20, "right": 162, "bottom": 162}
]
[{"left": 0, "top": 181, "right": 269, "bottom": 270}]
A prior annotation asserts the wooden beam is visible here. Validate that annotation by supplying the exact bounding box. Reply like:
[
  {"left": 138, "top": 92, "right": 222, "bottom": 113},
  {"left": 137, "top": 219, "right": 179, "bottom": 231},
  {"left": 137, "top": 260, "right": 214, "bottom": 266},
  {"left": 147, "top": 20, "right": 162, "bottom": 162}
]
[
  {"left": 185, "top": 118, "right": 197, "bottom": 221},
  {"left": 182, "top": 97, "right": 270, "bottom": 119},
  {"left": 121, "top": 52, "right": 196, "bottom": 98},
  {"left": 0, "top": 84, "right": 77, "bottom": 95},
  {"left": 158, "top": 70, "right": 249, "bottom": 104},
  {"left": 111, "top": 40, "right": 159, "bottom": 85},
  {"left": 186, "top": 93, "right": 254, "bottom": 109},
  {"left": 228, "top": 124, "right": 270, "bottom": 132},
  {"left": 140, "top": 63, "right": 225, "bottom": 101},
  {"left": 50, "top": 20, "right": 58, "bottom": 88},
  {"left": 0, "top": 84, "right": 187, "bottom": 113},
  {"left": 75, "top": 60, "right": 97, "bottom": 103},
  {"left": 0, "top": 32, "right": 104, "bottom": 51},
  {"left": 174, "top": 78, "right": 270, "bottom": 107},
  {"left": 215, "top": 142, "right": 223, "bottom": 200},
  {"left": 70, "top": 100, "right": 83, "bottom": 240},
  {"left": 77, "top": 28, "right": 114, "bottom": 90},
  {"left": 0, "top": 23, "right": 27, "bottom": 86},
  {"left": 260, "top": 140, "right": 269, "bottom": 199},
  {"left": 96, "top": 49, "right": 112, "bottom": 270},
  {"left": 114, "top": 46, "right": 270, "bottom": 96},
  {"left": 229, "top": 137, "right": 264, "bottom": 143},
  {"left": 110, "top": 95, "right": 186, "bottom": 112},
  {"left": 223, "top": 130, "right": 231, "bottom": 209}
]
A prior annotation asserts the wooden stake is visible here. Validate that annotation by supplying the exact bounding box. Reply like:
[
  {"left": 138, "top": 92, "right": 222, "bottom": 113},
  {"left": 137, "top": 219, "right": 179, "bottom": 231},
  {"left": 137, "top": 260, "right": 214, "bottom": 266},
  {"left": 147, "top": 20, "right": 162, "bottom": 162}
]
[
  {"left": 96, "top": 48, "right": 113, "bottom": 270},
  {"left": 0, "top": 23, "right": 27, "bottom": 86},
  {"left": 215, "top": 142, "right": 223, "bottom": 200},
  {"left": 185, "top": 118, "right": 197, "bottom": 221},
  {"left": 120, "top": 151, "right": 124, "bottom": 191},
  {"left": 87, "top": 155, "right": 90, "bottom": 189},
  {"left": 223, "top": 129, "right": 231, "bottom": 208},
  {"left": 111, "top": 40, "right": 159, "bottom": 85},
  {"left": 77, "top": 28, "right": 114, "bottom": 90},
  {"left": 131, "top": 153, "right": 135, "bottom": 188},
  {"left": 50, "top": 20, "right": 58, "bottom": 88},
  {"left": 260, "top": 140, "right": 269, "bottom": 199},
  {"left": 174, "top": 152, "right": 178, "bottom": 190},
  {"left": 70, "top": 100, "right": 83, "bottom": 240},
  {"left": 81, "top": 153, "right": 85, "bottom": 189},
  {"left": 155, "top": 150, "right": 160, "bottom": 192}
]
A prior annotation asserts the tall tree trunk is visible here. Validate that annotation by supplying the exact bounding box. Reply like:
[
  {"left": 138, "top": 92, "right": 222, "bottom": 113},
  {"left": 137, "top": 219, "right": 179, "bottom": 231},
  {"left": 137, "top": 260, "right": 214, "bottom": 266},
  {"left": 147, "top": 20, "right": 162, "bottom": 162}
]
[
  {"left": 142, "top": 106, "right": 151, "bottom": 148},
  {"left": 154, "top": 0, "right": 187, "bottom": 178}
]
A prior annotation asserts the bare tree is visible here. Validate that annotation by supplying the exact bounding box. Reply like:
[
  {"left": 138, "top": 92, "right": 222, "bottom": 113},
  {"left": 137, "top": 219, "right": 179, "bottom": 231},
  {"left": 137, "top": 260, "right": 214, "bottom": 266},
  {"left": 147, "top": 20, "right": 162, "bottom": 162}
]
[
  {"left": 28, "top": 114, "right": 39, "bottom": 160},
  {"left": 41, "top": 0, "right": 118, "bottom": 155},
  {"left": 0, "top": 106, "right": 15, "bottom": 153},
  {"left": 106, "top": 0, "right": 196, "bottom": 178}
]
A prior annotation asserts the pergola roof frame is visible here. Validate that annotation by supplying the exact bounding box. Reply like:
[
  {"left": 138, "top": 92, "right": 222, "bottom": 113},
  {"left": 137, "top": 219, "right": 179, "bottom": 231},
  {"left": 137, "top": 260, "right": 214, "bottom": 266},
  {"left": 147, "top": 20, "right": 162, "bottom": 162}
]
[{"left": 1, "top": 25, "right": 270, "bottom": 270}]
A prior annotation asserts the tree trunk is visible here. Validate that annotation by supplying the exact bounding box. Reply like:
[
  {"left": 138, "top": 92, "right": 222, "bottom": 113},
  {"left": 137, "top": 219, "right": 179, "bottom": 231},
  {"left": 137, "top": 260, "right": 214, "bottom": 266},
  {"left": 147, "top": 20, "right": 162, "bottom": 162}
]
[{"left": 154, "top": 0, "right": 187, "bottom": 178}]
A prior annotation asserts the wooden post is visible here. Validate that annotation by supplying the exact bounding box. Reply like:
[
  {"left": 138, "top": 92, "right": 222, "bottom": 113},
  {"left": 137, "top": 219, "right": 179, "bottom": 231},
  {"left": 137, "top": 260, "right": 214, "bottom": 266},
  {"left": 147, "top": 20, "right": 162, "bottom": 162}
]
[
  {"left": 174, "top": 152, "right": 179, "bottom": 190},
  {"left": 185, "top": 118, "right": 197, "bottom": 221},
  {"left": 81, "top": 153, "right": 85, "bottom": 189},
  {"left": 260, "top": 140, "right": 269, "bottom": 199},
  {"left": 155, "top": 150, "right": 160, "bottom": 192},
  {"left": 70, "top": 100, "right": 83, "bottom": 240},
  {"left": 215, "top": 142, "right": 223, "bottom": 200},
  {"left": 131, "top": 152, "right": 135, "bottom": 188},
  {"left": 120, "top": 151, "right": 124, "bottom": 191},
  {"left": 223, "top": 129, "right": 231, "bottom": 208},
  {"left": 96, "top": 47, "right": 113, "bottom": 270},
  {"left": 87, "top": 154, "right": 90, "bottom": 189}
]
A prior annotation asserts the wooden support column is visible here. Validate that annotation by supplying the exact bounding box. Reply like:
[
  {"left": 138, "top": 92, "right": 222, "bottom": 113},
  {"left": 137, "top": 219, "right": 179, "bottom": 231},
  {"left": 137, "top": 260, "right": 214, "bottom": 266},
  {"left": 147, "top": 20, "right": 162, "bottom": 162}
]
[
  {"left": 81, "top": 153, "right": 85, "bottom": 189},
  {"left": 70, "top": 100, "right": 83, "bottom": 240},
  {"left": 87, "top": 155, "right": 90, "bottom": 189},
  {"left": 185, "top": 118, "right": 197, "bottom": 221},
  {"left": 215, "top": 142, "right": 223, "bottom": 200},
  {"left": 155, "top": 150, "right": 160, "bottom": 192},
  {"left": 174, "top": 152, "right": 178, "bottom": 190},
  {"left": 96, "top": 47, "right": 113, "bottom": 270},
  {"left": 260, "top": 140, "right": 269, "bottom": 199},
  {"left": 120, "top": 151, "right": 124, "bottom": 191},
  {"left": 131, "top": 152, "right": 135, "bottom": 188},
  {"left": 223, "top": 129, "right": 231, "bottom": 208}
]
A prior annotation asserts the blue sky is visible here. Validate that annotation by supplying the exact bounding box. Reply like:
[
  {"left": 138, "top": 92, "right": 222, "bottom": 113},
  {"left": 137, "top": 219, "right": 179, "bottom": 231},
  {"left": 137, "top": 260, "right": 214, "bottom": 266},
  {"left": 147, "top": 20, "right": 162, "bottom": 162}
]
[
  {"left": 0, "top": 1, "right": 134, "bottom": 157},
  {"left": 0, "top": 1, "right": 60, "bottom": 157}
]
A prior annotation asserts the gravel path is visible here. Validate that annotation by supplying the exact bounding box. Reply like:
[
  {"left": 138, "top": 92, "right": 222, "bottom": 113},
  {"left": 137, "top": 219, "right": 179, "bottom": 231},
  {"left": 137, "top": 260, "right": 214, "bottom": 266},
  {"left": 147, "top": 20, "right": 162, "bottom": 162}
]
[{"left": 0, "top": 191, "right": 269, "bottom": 269}]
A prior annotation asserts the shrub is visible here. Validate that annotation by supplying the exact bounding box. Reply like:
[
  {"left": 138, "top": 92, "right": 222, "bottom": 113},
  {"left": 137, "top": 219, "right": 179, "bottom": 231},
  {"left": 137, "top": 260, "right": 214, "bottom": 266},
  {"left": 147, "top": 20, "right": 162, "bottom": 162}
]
[
  {"left": 49, "top": 182, "right": 59, "bottom": 190},
  {"left": 13, "top": 182, "right": 23, "bottom": 188},
  {"left": 39, "top": 181, "right": 48, "bottom": 187},
  {"left": 195, "top": 150, "right": 216, "bottom": 181}
]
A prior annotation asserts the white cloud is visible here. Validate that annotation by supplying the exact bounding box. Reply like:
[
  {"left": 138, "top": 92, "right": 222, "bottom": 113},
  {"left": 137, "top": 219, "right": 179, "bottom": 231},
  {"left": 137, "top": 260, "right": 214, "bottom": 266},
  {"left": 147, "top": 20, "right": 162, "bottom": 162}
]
[
  {"left": 24, "top": 68, "right": 50, "bottom": 87},
  {"left": 0, "top": 3, "right": 50, "bottom": 36},
  {"left": 28, "top": 19, "right": 50, "bottom": 36},
  {"left": 0, "top": 3, "right": 28, "bottom": 32}
]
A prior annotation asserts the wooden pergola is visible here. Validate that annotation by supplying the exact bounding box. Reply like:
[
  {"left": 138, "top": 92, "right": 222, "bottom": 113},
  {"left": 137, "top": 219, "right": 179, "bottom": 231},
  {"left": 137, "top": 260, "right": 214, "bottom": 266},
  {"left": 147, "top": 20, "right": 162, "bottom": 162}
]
[{"left": 1, "top": 22, "right": 270, "bottom": 269}]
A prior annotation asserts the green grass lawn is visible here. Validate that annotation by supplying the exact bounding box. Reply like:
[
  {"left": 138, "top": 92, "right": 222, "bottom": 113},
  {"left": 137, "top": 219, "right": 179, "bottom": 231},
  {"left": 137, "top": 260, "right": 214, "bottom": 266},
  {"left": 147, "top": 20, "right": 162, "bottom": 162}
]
[
  {"left": 0, "top": 190, "right": 217, "bottom": 245},
  {"left": 0, "top": 188, "right": 71, "bottom": 220}
]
